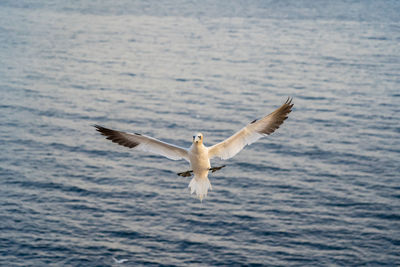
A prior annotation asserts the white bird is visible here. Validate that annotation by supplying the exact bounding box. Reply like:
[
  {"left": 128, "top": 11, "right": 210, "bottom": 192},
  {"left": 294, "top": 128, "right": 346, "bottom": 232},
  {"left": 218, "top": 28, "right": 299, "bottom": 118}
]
[
  {"left": 95, "top": 98, "right": 293, "bottom": 200},
  {"left": 112, "top": 257, "right": 128, "bottom": 264}
]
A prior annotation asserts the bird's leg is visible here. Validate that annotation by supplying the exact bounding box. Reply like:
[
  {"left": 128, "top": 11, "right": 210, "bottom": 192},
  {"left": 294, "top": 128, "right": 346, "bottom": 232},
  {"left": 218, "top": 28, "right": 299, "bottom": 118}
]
[
  {"left": 209, "top": 165, "right": 226, "bottom": 173},
  {"left": 178, "top": 165, "right": 226, "bottom": 176},
  {"left": 177, "top": 170, "right": 193, "bottom": 177}
]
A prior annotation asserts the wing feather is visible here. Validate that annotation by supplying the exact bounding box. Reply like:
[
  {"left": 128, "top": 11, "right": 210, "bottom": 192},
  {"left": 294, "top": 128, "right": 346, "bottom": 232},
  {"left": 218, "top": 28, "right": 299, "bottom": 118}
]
[
  {"left": 94, "top": 125, "right": 189, "bottom": 161},
  {"left": 208, "top": 98, "right": 293, "bottom": 160}
]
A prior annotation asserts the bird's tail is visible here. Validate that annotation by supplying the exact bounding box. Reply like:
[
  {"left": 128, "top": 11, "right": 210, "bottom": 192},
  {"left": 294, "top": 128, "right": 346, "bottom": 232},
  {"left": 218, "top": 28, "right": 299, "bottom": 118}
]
[{"left": 188, "top": 175, "right": 212, "bottom": 201}]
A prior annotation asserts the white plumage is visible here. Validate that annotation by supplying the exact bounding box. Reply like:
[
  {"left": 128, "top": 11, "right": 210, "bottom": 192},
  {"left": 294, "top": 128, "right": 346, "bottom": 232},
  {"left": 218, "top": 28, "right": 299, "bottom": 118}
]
[{"left": 95, "top": 98, "right": 293, "bottom": 200}]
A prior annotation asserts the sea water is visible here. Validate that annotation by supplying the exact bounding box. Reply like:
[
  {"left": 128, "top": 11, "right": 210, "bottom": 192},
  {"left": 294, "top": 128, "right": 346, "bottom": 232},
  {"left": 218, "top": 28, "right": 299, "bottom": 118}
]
[{"left": 0, "top": 1, "right": 399, "bottom": 265}]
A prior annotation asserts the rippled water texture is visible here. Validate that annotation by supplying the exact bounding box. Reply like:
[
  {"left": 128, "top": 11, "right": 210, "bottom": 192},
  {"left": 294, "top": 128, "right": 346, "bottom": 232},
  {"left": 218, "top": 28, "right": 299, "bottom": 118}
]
[{"left": 1, "top": 1, "right": 399, "bottom": 266}]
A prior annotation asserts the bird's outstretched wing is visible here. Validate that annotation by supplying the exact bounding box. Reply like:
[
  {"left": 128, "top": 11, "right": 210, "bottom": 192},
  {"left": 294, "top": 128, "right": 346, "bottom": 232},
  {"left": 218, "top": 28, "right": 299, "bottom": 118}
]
[
  {"left": 94, "top": 125, "right": 189, "bottom": 161},
  {"left": 208, "top": 98, "right": 293, "bottom": 160}
]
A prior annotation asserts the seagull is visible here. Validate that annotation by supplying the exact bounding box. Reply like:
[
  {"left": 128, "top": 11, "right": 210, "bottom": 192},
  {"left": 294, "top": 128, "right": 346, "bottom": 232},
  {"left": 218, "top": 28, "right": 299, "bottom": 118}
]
[
  {"left": 112, "top": 257, "right": 128, "bottom": 264},
  {"left": 95, "top": 98, "right": 293, "bottom": 200}
]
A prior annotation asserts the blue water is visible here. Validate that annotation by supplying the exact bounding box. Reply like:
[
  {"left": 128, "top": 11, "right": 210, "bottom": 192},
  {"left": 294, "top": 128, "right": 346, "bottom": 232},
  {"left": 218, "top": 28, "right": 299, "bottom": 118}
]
[{"left": 1, "top": 1, "right": 399, "bottom": 266}]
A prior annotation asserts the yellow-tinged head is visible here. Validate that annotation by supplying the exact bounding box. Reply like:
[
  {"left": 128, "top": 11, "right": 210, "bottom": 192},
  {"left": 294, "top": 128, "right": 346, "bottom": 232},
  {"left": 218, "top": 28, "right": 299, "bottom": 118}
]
[{"left": 193, "top": 133, "right": 203, "bottom": 144}]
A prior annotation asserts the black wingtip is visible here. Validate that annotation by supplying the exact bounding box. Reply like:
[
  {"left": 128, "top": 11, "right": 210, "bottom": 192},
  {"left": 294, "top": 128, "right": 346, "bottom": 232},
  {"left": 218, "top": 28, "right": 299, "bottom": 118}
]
[
  {"left": 94, "top": 124, "right": 104, "bottom": 133},
  {"left": 284, "top": 97, "right": 294, "bottom": 111},
  {"left": 93, "top": 124, "right": 114, "bottom": 137},
  {"left": 94, "top": 124, "right": 109, "bottom": 132},
  {"left": 93, "top": 125, "right": 140, "bottom": 148}
]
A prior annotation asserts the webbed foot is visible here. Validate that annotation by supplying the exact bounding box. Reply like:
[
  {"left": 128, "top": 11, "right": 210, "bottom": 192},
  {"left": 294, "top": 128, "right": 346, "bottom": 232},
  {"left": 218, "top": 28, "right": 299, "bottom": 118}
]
[
  {"left": 209, "top": 165, "right": 226, "bottom": 173},
  {"left": 177, "top": 170, "right": 193, "bottom": 177}
]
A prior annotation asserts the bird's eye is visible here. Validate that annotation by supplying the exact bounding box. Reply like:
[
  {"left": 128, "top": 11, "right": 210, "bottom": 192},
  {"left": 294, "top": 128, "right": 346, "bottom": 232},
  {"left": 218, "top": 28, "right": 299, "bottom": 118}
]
[
  {"left": 198, "top": 135, "right": 201, "bottom": 139},
  {"left": 193, "top": 136, "right": 195, "bottom": 139}
]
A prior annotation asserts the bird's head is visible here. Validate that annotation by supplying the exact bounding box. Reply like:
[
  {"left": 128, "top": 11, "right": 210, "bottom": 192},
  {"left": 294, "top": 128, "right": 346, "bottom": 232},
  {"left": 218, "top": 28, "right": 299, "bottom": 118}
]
[{"left": 193, "top": 133, "right": 203, "bottom": 144}]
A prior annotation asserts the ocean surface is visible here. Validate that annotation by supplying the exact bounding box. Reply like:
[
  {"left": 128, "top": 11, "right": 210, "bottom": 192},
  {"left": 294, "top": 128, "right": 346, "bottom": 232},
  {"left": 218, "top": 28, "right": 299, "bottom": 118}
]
[{"left": 1, "top": 1, "right": 399, "bottom": 266}]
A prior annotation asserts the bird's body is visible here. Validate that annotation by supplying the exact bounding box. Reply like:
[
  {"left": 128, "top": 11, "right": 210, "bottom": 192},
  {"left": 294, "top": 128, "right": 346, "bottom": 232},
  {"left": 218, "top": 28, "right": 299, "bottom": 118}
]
[
  {"left": 95, "top": 98, "right": 293, "bottom": 200},
  {"left": 189, "top": 138, "right": 211, "bottom": 176},
  {"left": 187, "top": 135, "right": 212, "bottom": 199}
]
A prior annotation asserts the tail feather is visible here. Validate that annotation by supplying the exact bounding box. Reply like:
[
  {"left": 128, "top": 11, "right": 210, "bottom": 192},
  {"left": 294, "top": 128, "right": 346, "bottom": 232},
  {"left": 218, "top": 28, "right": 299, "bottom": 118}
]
[{"left": 188, "top": 176, "right": 212, "bottom": 200}]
